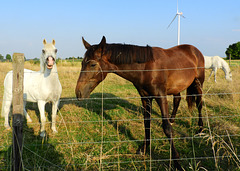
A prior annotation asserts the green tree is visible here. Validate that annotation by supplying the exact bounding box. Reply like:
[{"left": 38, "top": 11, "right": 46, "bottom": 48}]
[
  {"left": 225, "top": 42, "right": 240, "bottom": 60},
  {"left": 6, "top": 54, "right": 11, "bottom": 61},
  {"left": 0, "top": 54, "right": 4, "bottom": 60}
]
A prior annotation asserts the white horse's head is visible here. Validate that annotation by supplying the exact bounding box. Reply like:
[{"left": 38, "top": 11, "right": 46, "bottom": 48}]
[
  {"left": 226, "top": 71, "right": 232, "bottom": 81},
  {"left": 41, "top": 39, "right": 57, "bottom": 71}
]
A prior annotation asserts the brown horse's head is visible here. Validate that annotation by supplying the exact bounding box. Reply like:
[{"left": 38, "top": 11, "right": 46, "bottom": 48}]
[{"left": 75, "top": 36, "right": 117, "bottom": 100}]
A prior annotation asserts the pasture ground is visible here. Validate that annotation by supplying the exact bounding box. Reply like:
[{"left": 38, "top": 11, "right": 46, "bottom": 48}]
[{"left": 0, "top": 60, "right": 240, "bottom": 170}]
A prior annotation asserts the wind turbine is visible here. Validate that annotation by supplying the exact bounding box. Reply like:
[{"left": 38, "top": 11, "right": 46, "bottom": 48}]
[{"left": 167, "top": 0, "right": 185, "bottom": 45}]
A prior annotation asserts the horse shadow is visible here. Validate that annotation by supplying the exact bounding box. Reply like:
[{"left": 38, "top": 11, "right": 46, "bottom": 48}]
[
  {"left": 59, "top": 93, "right": 162, "bottom": 151},
  {"left": 23, "top": 94, "right": 190, "bottom": 168},
  {"left": 22, "top": 94, "right": 201, "bottom": 169},
  {"left": 0, "top": 124, "right": 65, "bottom": 170},
  {"left": 61, "top": 93, "right": 139, "bottom": 144},
  {"left": 24, "top": 102, "right": 53, "bottom": 134}
]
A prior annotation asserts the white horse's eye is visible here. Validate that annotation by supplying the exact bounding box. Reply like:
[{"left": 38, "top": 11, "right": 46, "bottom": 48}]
[
  {"left": 42, "top": 50, "right": 45, "bottom": 54},
  {"left": 55, "top": 49, "right": 58, "bottom": 53}
]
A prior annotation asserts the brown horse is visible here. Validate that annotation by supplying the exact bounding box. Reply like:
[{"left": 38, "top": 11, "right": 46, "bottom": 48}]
[{"left": 75, "top": 36, "right": 205, "bottom": 170}]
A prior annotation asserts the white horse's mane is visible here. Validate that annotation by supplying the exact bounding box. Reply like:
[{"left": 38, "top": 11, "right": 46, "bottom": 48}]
[{"left": 204, "top": 56, "right": 232, "bottom": 82}]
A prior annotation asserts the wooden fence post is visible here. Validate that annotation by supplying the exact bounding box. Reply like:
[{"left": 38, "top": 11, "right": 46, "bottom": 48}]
[{"left": 12, "top": 53, "right": 24, "bottom": 171}]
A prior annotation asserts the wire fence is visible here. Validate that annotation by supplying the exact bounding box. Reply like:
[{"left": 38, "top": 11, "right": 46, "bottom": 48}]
[{"left": 0, "top": 65, "right": 240, "bottom": 170}]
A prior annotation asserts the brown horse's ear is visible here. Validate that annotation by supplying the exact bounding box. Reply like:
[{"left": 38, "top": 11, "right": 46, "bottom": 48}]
[
  {"left": 52, "top": 39, "right": 55, "bottom": 46},
  {"left": 43, "top": 39, "right": 47, "bottom": 45},
  {"left": 99, "top": 36, "right": 106, "bottom": 49},
  {"left": 82, "top": 37, "right": 91, "bottom": 49}
]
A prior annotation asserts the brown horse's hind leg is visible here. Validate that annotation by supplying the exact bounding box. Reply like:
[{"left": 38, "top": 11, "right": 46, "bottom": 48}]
[
  {"left": 170, "top": 93, "right": 181, "bottom": 124},
  {"left": 195, "top": 79, "right": 203, "bottom": 133},
  {"left": 187, "top": 79, "right": 204, "bottom": 133},
  {"left": 156, "top": 96, "right": 183, "bottom": 170}
]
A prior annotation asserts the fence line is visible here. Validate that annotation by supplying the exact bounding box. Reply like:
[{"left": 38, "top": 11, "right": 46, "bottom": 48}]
[
  {"left": 1, "top": 152, "right": 239, "bottom": 171},
  {"left": 0, "top": 66, "right": 239, "bottom": 170},
  {"left": 2, "top": 133, "right": 237, "bottom": 147},
  {"left": 0, "top": 66, "right": 206, "bottom": 74},
  {"left": 0, "top": 91, "right": 239, "bottom": 103},
  {"left": 0, "top": 87, "right": 239, "bottom": 140},
  {"left": 1, "top": 113, "right": 239, "bottom": 128}
]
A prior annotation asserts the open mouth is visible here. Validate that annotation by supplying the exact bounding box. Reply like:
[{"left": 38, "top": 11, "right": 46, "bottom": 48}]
[{"left": 46, "top": 56, "right": 55, "bottom": 69}]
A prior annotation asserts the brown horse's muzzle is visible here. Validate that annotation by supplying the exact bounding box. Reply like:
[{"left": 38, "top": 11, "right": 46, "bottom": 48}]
[
  {"left": 75, "top": 81, "right": 93, "bottom": 100},
  {"left": 75, "top": 90, "right": 82, "bottom": 100},
  {"left": 75, "top": 86, "right": 86, "bottom": 100}
]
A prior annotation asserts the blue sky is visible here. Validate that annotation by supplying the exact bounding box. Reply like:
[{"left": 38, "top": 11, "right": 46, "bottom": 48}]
[{"left": 0, "top": 0, "right": 239, "bottom": 59}]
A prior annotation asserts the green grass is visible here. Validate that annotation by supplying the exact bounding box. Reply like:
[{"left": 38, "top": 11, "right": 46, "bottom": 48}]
[
  {"left": 0, "top": 61, "right": 240, "bottom": 170},
  {"left": 229, "top": 60, "right": 240, "bottom": 67}
]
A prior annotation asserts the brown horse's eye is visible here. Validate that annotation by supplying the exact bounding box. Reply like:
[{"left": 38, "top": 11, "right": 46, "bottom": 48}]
[
  {"left": 90, "top": 63, "right": 96, "bottom": 67},
  {"left": 42, "top": 49, "right": 45, "bottom": 54}
]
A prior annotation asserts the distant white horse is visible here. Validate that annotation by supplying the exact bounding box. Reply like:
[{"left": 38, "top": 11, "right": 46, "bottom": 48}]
[
  {"left": 204, "top": 56, "right": 232, "bottom": 82},
  {"left": 1, "top": 39, "right": 62, "bottom": 137}
]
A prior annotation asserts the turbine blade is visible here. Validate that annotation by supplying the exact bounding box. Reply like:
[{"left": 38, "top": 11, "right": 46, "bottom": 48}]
[{"left": 167, "top": 14, "right": 178, "bottom": 29}]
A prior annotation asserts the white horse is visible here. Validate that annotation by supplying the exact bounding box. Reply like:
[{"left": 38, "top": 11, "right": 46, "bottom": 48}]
[
  {"left": 204, "top": 56, "right": 232, "bottom": 82},
  {"left": 1, "top": 39, "right": 62, "bottom": 137}
]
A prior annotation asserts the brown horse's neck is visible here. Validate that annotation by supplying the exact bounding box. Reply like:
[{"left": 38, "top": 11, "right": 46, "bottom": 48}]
[{"left": 111, "top": 63, "right": 146, "bottom": 83}]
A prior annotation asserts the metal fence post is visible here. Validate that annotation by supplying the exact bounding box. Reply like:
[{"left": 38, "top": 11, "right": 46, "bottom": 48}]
[{"left": 12, "top": 53, "right": 24, "bottom": 171}]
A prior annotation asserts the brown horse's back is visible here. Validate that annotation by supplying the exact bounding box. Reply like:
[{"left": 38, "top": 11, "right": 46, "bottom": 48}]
[{"left": 150, "top": 45, "right": 204, "bottom": 95}]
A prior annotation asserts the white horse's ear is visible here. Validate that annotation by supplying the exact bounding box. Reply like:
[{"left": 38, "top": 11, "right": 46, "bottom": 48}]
[
  {"left": 43, "top": 39, "right": 47, "bottom": 45},
  {"left": 82, "top": 37, "right": 91, "bottom": 49},
  {"left": 52, "top": 39, "right": 56, "bottom": 46}
]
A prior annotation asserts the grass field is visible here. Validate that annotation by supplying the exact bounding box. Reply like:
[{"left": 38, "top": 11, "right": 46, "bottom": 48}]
[{"left": 0, "top": 60, "right": 240, "bottom": 170}]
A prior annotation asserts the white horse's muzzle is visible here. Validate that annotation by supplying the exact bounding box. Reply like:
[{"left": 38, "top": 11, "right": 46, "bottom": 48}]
[{"left": 46, "top": 56, "right": 55, "bottom": 69}]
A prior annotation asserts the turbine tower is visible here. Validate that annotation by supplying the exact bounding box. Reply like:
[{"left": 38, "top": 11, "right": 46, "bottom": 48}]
[{"left": 168, "top": 0, "right": 185, "bottom": 45}]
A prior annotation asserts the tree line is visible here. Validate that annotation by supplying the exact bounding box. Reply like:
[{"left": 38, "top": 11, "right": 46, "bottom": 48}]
[
  {"left": 0, "top": 54, "right": 12, "bottom": 61},
  {"left": 1, "top": 42, "right": 240, "bottom": 61},
  {"left": 225, "top": 42, "right": 240, "bottom": 60},
  {"left": 0, "top": 54, "right": 83, "bottom": 61}
]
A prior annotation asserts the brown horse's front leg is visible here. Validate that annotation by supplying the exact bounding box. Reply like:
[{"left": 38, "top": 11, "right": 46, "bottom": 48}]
[
  {"left": 137, "top": 97, "right": 152, "bottom": 154},
  {"left": 156, "top": 96, "right": 183, "bottom": 171},
  {"left": 170, "top": 93, "right": 181, "bottom": 123}
]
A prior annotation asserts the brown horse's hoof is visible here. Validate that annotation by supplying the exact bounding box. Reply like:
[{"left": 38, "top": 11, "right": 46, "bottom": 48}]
[
  {"left": 174, "top": 160, "right": 184, "bottom": 171},
  {"left": 169, "top": 118, "right": 175, "bottom": 124},
  {"left": 136, "top": 146, "right": 146, "bottom": 155},
  {"left": 195, "top": 126, "right": 203, "bottom": 134}
]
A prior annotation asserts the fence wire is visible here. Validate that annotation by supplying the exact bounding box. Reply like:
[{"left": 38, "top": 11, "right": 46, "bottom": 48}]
[{"left": 0, "top": 66, "right": 240, "bottom": 170}]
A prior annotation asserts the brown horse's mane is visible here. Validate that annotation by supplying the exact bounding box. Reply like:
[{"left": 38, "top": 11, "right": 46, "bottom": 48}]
[{"left": 106, "top": 44, "right": 154, "bottom": 64}]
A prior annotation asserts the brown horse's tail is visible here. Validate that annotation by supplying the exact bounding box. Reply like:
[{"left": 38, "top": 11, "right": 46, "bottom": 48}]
[
  {"left": 187, "top": 46, "right": 205, "bottom": 110},
  {"left": 186, "top": 78, "right": 204, "bottom": 110},
  {"left": 186, "top": 83, "right": 196, "bottom": 110}
]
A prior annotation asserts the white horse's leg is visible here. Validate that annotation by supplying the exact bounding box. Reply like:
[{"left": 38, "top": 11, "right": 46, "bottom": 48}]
[
  {"left": 23, "top": 101, "right": 32, "bottom": 123},
  {"left": 214, "top": 68, "right": 217, "bottom": 82},
  {"left": 51, "top": 101, "right": 59, "bottom": 134},
  {"left": 208, "top": 70, "right": 214, "bottom": 81},
  {"left": 38, "top": 100, "right": 47, "bottom": 137},
  {"left": 3, "top": 100, "right": 12, "bottom": 130}
]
